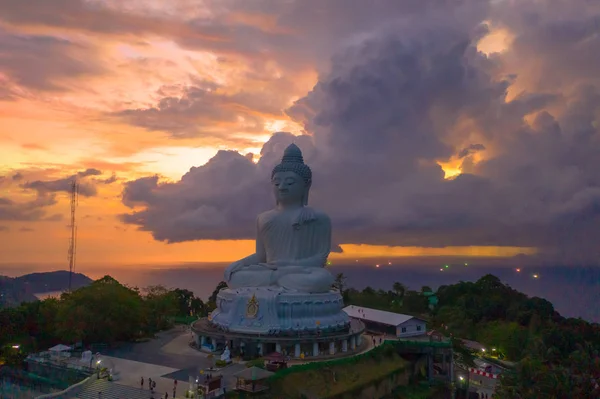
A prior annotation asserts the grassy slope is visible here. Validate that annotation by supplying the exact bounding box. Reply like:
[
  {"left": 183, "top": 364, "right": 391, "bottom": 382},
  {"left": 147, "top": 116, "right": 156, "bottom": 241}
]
[{"left": 269, "top": 353, "right": 408, "bottom": 399}]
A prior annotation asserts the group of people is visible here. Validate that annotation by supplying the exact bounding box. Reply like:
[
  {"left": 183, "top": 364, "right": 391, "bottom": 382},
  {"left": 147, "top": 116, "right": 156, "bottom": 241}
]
[
  {"left": 141, "top": 376, "right": 178, "bottom": 399},
  {"left": 371, "top": 334, "right": 385, "bottom": 346}
]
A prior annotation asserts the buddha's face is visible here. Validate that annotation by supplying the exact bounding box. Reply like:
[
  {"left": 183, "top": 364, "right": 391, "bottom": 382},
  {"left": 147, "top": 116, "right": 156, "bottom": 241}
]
[{"left": 272, "top": 171, "right": 307, "bottom": 207}]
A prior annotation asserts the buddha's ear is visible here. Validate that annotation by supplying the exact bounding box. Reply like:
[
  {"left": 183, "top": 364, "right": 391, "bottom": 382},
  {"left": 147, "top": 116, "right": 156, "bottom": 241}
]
[{"left": 303, "top": 179, "right": 311, "bottom": 206}]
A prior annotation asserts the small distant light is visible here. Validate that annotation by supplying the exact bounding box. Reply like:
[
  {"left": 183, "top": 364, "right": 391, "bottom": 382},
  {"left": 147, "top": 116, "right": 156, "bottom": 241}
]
[
  {"left": 440, "top": 268, "right": 443, "bottom": 271},
  {"left": 11, "top": 345, "right": 19, "bottom": 349},
  {"left": 482, "top": 348, "right": 486, "bottom": 352},
  {"left": 516, "top": 268, "right": 521, "bottom": 272},
  {"left": 375, "top": 264, "right": 380, "bottom": 268},
  {"left": 388, "top": 261, "right": 392, "bottom": 265},
  {"left": 533, "top": 274, "right": 539, "bottom": 279},
  {"left": 327, "top": 261, "right": 332, "bottom": 265},
  {"left": 492, "top": 348, "right": 496, "bottom": 351},
  {"left": 459, "top": 376, "right": 464, "bottom": 381},
  {"left": 445, "top": 265, "right": 449, "bottom": 268},
  {"left": 464, "top": 263, "right": 468, "bottom": 266},
  {"left": 355, "top": 260, "right": 358, "bottom": 262}
]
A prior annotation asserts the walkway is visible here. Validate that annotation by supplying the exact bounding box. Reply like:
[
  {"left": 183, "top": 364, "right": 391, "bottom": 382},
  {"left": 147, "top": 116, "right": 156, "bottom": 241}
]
[
  {"left": 103, "top": 328, "right": 210, "bottom": 370},
  {"left": 77, "top": 379, "right": 151, "bottom": 399}
]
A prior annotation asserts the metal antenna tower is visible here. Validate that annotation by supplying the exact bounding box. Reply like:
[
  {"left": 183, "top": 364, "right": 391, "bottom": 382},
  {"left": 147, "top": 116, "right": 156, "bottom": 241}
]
[{"left": 68, "top": 178, "right": 79, "bottom": 292}]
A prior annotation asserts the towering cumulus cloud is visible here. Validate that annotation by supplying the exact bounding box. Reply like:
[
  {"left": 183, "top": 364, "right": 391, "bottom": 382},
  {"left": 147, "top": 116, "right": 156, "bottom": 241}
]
[{"left": 121, "top": 0, "right": 600, "bottom": 265}]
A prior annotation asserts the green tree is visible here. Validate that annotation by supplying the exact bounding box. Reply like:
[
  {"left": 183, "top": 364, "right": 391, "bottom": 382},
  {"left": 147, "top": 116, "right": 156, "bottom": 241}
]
[
  {"left": 402, "top": 290, "right": 429, "bottom": 315},
  {"left": 171, "top": 288, "right": 205, "bottom": 316},
  {"left": 333, "top": 273, "right": 347, "bottom": 294},
  {"left": 143, "top": 285, "right": 178, "bottom": 332},
  {"left": 392, "top": 282, "right": 406, "bottom": 301},
  {"left": 55, "top": 276, "right": 144, "bottom": 344},
  {"left": 207, "top": 281, "right": 228, "bottom": 310}
]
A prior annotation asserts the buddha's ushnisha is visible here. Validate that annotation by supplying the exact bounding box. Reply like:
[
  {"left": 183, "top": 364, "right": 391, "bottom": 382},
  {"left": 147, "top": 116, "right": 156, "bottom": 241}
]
[{"left": 224, "top": 144, "right": 334, "bottom": 293}]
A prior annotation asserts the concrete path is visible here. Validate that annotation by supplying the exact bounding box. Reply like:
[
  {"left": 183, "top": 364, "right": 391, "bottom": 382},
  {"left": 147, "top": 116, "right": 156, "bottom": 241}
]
[
  {"left": 78, "top": 379, "right": 150, "bottom": 399},
  {"left": 95, "top": 328, "right": 377, "bottom": 397},
  {"left": 97, "top": 356, "right": 178, "bottom": 397},
  {"left": 94, "top": 329, "right": 253, "bottom": 397},
  {"left": 103, "top": 328, "right": 209, "bottom": 371}
]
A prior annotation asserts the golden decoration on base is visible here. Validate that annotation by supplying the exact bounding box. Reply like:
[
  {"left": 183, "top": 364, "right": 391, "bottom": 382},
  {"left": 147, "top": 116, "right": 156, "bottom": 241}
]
[{"left": 246, "top": 294, "right": 259, "bottom": 318}]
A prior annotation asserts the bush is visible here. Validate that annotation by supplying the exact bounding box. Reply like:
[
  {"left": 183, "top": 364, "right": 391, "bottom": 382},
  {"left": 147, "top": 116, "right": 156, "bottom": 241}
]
[
  {"left": 245, "top": 358, "right": 265, "bottom": 368},
  {"left": 215, "top": 360, "right": 229, "bottom": 368}
]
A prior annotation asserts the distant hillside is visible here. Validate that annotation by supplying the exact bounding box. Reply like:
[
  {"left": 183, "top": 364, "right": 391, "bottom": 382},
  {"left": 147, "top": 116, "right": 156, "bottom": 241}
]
[{"left": 0, "top": 270, "right": 93, "bottom": 307}]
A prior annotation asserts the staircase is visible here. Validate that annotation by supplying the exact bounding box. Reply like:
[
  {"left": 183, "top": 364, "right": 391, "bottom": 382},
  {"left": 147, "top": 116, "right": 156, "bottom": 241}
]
[{"left": 76, "top": 379, "right": 157, "bottom": 399}]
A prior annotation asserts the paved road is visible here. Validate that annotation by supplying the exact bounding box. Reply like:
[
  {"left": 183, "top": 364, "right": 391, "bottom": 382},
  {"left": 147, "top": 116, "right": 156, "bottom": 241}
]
[
  {"left": 99, "top": 327, "right": 252, "bottom": 394},
  {"left": 103, "top": 327, "right": 212, "bottom": 371}
]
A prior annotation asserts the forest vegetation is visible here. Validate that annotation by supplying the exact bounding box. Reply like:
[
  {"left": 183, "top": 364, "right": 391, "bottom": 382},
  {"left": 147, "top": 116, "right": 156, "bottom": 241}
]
[{"left": 1, "top": 273, "right": 598, "bottom": 397}]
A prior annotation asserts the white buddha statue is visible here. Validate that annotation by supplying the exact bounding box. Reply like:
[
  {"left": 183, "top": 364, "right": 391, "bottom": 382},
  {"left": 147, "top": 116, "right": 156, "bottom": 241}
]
[
  {"left": 220, "top": 345, "right": 231, "bottom": 363},
  {"left": 224, "top": 143, "right": 334, "bottom": 293}
]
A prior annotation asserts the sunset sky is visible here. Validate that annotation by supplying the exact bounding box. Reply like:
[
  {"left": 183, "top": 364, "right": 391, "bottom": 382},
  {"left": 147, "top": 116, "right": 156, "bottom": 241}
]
[{"left": 2, "top": 0, "right": 600, "bottom": 269}]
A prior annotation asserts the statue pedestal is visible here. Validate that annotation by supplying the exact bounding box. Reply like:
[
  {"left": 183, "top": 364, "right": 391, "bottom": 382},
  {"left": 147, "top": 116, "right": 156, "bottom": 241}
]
[{"left": 209, "top": 287, "right": 349, "bottom": 335}]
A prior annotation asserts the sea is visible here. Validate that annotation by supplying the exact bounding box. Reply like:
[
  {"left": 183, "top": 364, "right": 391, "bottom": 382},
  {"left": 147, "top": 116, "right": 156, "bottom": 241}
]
[{"left": 2, "top": 263, "right": 599, "bottom": 323}]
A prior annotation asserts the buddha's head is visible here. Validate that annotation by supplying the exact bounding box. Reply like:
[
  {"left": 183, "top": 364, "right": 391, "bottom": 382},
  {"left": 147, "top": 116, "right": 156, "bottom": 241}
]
[{"left": 271, "top": 143, "right": 312, "bottom": 208}]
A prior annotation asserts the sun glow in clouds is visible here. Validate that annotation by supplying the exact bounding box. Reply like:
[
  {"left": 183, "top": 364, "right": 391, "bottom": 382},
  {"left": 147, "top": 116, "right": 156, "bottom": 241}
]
[
  {"left": 438, "top": 160, "right": 462, "bottom": 179},
  {"left": 117, "top": 146, "right": 220, "bottom": 180},
  {"left": 477, "top": 23, "right": 514, "bottom": 56}
]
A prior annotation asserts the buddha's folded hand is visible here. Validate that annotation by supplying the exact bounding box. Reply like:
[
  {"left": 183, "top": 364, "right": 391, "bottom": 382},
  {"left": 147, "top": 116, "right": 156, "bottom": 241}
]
[
  {"left": 224, "top": 261, "right": 245, "bottom": 281},
  {"left": 265, "top": 260, "right": 292, "bottom": 267},
  {"left": 257, "top": 262, "right": 279, "bottom": 270}
]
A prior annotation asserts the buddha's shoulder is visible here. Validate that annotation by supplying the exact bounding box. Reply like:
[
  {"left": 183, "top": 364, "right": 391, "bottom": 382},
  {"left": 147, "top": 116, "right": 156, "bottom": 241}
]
[
  {"left": 306, "top": 207, "right": 331, "bottom": 223},
  {"left": 257, "top": 209, "right": 279, "bottom": 220},
  {"left": 256, "top": 207, "right": 330, "bottom": 224}
]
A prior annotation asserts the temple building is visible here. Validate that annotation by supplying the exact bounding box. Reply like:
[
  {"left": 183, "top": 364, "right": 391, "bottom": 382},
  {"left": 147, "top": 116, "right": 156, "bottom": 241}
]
[{"left": 343, "top": 305, "right": 427, "bottom": 338}]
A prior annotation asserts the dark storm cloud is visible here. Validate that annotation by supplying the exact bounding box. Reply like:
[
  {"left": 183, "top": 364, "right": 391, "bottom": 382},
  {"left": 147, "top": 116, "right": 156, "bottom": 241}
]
[
  {"left": 0, "top": 80, "right": 16, "bottom": 100},
  {"left": 0, "top": 0, "right": 232, "bottom": 43},
  {"left": 0, "top": 168, "right": 107, "bottom": 222},
  {"left": 114, "top": 83, "right": 267, "bottom": 139},
  {"left": 0, "top": 27, "right": 103, "bottom": 92},
  {"left": 0, "top": 192, "right": 56, "bottom": 221},
  {"left": 20, "top": 167, "right": 102, "bottom": 197},
  {"left": 458, "top": 144, "right": 485, "bottom": 159},
  {"left": 77, "top": 168, "right": 102, "bottom": 178},
  {"left": 114, "top": 0, "right": 600, "bottom": 264}
]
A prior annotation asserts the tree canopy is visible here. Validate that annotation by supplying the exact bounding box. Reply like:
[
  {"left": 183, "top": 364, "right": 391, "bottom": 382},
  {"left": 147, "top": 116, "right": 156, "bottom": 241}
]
[
  {"left": 341, "top": 272, "right": 600, "bottom": 397},
  {"left": 0, "top": 275, "right": 207, "bottom": 365}
]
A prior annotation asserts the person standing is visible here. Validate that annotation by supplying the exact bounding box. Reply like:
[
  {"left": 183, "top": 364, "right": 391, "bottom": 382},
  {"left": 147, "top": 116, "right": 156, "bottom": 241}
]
[{"left": 140, "top": 377, "right": 144, "bottom": 389}]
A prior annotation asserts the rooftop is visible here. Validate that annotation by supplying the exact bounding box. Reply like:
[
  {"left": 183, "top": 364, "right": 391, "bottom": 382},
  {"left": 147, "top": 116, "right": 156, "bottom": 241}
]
[
  {"left": 343, "top": 305, "right": 424, "bottom": 327},
  {"left": 234, "top": 366, "right": 275, "bottom": 381}
]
